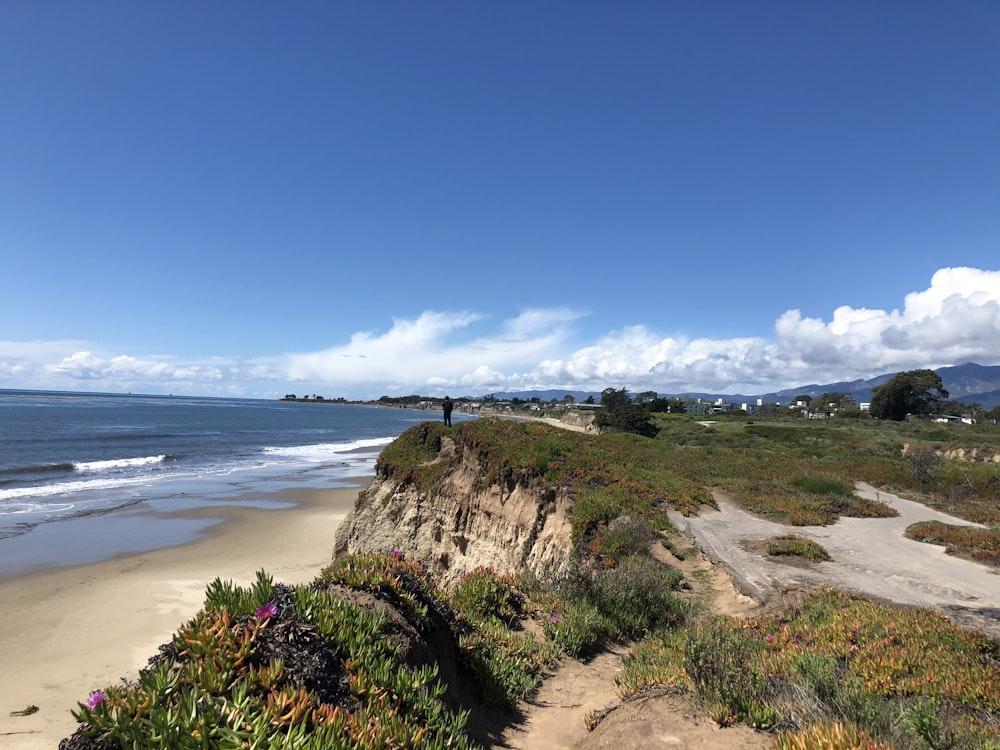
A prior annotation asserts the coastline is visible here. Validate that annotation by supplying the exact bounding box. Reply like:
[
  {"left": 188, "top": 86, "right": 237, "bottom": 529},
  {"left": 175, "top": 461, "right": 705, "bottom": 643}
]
[{"left": 0, "top": 483, "right": 364, "bottom": 748}]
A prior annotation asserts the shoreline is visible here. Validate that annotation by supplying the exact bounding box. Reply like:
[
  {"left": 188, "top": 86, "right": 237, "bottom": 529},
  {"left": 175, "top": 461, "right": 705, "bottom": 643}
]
[{"left": 0, "top": 483, "right": 365, "bottom": 748}]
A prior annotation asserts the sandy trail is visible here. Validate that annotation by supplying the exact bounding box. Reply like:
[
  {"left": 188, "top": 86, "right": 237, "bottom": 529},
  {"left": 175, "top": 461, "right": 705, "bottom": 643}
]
[{"left": 668, "top": 483, "right": 1000, "bottom": 637}]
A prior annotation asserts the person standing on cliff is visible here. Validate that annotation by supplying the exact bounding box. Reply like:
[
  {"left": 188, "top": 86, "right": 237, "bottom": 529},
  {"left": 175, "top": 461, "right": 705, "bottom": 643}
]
[{"left": 442, "top": 396, "right": 453, "bottom": 427}]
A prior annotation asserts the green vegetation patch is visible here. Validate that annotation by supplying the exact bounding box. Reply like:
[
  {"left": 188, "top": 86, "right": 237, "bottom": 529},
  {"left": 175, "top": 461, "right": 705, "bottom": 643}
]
[
  {"left": 66, "top": 563, "right": 479, "bottom": 750},
  {"left": 530, "top": 556, "right": 687, "bottom": 657},
  {"left": 766, "top": 534, "right": 832, "bottom": 562},
  {"left": 374, "top": 421, "right": 454, "bottom": 491},
  {"left": 378, "top": 418, "right": 709, "bottom": 545},
  {"left": 449, "top": 568, "right": 560, "bottom": 710},
  {"left": 617, "top": 588, "right": 1000, "bottom": 747},
  {"left": 905, "top": 520, "right": 1000, "bottom": 566}
]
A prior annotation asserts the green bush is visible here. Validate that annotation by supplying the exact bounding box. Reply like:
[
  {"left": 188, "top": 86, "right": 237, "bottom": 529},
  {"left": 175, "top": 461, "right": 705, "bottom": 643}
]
[
  {"left": 596, "top": 514, "right": 655, "bottom": 561},
  {"left": 767, "top": 535, "right": 832, "bottom": 562},
  {"left": 591, "top": 556, "right": 686, "bottom": 638}
]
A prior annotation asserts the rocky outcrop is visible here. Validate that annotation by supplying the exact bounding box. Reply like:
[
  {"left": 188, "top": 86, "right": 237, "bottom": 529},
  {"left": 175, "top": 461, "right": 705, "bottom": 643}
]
[{"left": 333, "top": 437, "right": 575, "bottom": 588}]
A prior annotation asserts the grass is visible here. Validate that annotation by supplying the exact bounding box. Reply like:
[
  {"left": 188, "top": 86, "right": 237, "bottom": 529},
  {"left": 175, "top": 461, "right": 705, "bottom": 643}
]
[{"left": 767, "top": 534, "right": 832, "bottom": 562}]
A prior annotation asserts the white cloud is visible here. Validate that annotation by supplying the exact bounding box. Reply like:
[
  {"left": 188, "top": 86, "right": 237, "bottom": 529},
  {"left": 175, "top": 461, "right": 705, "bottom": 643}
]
[
  {"left": 284, "top": 308, "right": 584, "bottom": 393},
  {"left": 502, "top": 266, "right": 1000, "bottom": 394},
  {"left": 0, "top": 341, "right": 284, "bottom": 397},
  {"left": 3, "top": 268, "right": 999, "bottom": 398}
]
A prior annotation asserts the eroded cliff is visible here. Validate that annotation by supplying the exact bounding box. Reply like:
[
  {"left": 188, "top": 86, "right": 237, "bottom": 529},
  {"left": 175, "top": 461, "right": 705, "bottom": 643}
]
[{"left": 334, "top": 429, "right": 575, "bottom": 588}]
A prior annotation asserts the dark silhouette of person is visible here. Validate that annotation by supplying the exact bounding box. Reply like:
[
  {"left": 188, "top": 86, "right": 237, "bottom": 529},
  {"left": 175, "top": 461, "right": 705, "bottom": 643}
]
[{"left": 442, "top": 396, "right": 453, "bottom": 426}]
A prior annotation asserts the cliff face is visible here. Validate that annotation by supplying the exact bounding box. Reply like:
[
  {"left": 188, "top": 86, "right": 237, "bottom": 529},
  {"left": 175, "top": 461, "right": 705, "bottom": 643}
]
[{"left": 333, "top": 436, "right": 575, "bottom": 588}]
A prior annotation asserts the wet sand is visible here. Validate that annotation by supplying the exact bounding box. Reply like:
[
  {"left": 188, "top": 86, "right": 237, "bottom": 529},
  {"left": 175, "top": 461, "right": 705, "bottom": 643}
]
[{"left": 0, "top": 484, "right": 362, "bottom": 748}]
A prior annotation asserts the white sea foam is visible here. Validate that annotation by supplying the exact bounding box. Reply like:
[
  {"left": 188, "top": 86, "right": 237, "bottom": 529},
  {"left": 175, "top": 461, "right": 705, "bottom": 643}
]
[
  {"left": 0, "top": 475, "right": 144, "bottom": 503},
  {"left": 74, "top": 455, "right": 167, "bottom": 472},
  {"left": 262, "top": 437, "right": 393, "bottom": 461}
]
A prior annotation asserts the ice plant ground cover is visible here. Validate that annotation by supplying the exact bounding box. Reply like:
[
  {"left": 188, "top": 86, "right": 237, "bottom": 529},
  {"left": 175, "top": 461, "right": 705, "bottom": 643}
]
[{"left": 618, "top": 588, "right": 1000, "bottom": 749}]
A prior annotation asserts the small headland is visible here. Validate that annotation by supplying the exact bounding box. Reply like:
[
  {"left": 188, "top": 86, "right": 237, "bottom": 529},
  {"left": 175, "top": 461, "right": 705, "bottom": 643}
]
[{"left": 58, "top": 415, "right": 1000, "bottom": 749}]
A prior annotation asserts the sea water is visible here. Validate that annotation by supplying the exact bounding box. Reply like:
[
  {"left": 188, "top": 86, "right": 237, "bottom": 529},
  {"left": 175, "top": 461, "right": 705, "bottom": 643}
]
[{"left": 0, "top": 390, "right": 453, "bottom": 573}]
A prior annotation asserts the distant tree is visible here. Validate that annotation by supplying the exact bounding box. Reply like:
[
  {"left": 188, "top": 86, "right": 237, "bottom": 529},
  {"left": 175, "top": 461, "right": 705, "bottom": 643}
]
[
  {"left": 635, "top": 390, "right": 658, "bottom": 404},
  {"left": 584, "top": 395, "right": 595, "bottom": 405},
  {"left": 600, "top": 388, "right": 631, "bottom": 410},
  {"left": 869, "top": 369, "right": 949, "bottom": 421},
  {"left": 562, "top": 394, "right": 576, "bottom": 405},
  {"left": 596, "top": 387, "right": 657, "bottom": 437},
  {"left": 647, "top": 397, "right": 685, "bottom": 414},
  {"left": 808, "top": 392, "right": 855, "bottom": 410}
]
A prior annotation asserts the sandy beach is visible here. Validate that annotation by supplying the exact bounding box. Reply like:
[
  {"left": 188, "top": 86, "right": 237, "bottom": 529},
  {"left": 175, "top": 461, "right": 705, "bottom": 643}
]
[{"left": 0, "top": 484, "right": 363, "bottom": 749}]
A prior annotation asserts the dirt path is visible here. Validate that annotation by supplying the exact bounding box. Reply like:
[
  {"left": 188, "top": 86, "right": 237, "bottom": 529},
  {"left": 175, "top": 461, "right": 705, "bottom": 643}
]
[
  {"left": 501, "top": 536, "right": 773, "bottom": 750},
  {"left": 668, "top": 483, "right": 1000, "bottom": 638}
]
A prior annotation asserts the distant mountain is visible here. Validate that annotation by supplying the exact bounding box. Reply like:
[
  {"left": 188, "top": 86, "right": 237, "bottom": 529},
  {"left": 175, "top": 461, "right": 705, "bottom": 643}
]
[
  {"left": 934, "top": 363, "right": 1000, "bottom": 401},
  {"left": 755, "top": 363, "right": 1000, "bottom": 410},
  {"left": 486, "top": 362, "right": 1000, "bottom": 410}
]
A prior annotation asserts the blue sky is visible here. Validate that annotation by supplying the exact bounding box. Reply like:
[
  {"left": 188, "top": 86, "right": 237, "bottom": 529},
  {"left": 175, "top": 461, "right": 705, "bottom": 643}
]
[{"left": 2, "top": 2, "right": 999, "bottom": 399}]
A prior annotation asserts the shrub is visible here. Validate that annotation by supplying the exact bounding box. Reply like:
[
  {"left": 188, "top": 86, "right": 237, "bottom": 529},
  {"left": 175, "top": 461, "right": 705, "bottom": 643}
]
[
  {"left": 591, "top": 556, "right": 686, "bottom": 638},
  {"left": 791, "top": 476, "right": 855, "bottom": 496},
  {"left": 542, "top": 598, "right": 608, "bottom": 657},
  {"left": 596, "top": 514, "right": 655, "bottom": 562},
  {"left": 683, "top": 616, "right": 779, "bottom": 729},
  {"left": 767, "top": 535, "right": 832, "bottom": 562},
  {"left": 907, "top": 444, "right": 943, "bottom": 483}
]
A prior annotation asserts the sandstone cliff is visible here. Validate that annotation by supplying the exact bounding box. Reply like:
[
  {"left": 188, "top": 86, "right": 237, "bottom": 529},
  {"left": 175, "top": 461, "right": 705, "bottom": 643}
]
[{"left": 334, "top": 432, "right": 575, "bottom": 588}]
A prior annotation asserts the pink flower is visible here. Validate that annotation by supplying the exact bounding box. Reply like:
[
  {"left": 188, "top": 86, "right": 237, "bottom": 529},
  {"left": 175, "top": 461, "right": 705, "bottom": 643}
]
[
  {"left": 85, "top": 690, "right": 106, "bottom": 708},
  {"left": 256, "top": 602, "right": 279, "bottom": 620},
  {"left": 391, "top": 549, "right": 402, "bottom": 558},
  {"left": 549, "top": 616, "right": 558, "bottom": 624},
  {"left": 764, "top": 634, "right": 774, "bottom": 642}
]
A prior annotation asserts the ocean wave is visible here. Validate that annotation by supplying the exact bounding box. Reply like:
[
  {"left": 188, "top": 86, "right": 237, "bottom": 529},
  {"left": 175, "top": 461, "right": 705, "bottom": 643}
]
[
  {"left": 261, "top": 437, "right": 393, "bottom": 460},
  {"left": 74, "top": 455, "right": 168, "bottom": 472},
  {"left": 0, "top": 461, "right": 76, "bottom": 480},
  {"left": 0, "top": 473, "right": 145, "bottom": 502}
]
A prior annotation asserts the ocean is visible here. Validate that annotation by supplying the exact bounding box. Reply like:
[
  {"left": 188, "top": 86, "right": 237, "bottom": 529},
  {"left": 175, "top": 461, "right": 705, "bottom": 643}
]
[{"left": 0, "top": 390, "right": 454, "bottom": 576}]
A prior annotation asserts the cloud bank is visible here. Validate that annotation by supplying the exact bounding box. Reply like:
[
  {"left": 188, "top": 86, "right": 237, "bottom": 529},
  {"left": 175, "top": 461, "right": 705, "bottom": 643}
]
[{"left": 2, "top": 267, "right": 998, "bottom": 398}]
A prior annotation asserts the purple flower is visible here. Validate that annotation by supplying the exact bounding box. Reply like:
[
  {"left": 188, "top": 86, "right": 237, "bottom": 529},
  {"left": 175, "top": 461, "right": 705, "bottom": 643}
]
[
  {"left": 85, "top": 690, "right": 106, "bottom": 709},
  {"left": 256, "top": 602, "right": 279, "bottom": 620},
  {"left": 549, "top": 616, "right": 558, "bottom": 624},
  {"left": 764, "top": 634, "right": 774, "bottom": 642},
  {"left": 391, "top": 549, "right": 402, "bottom": 558}
]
